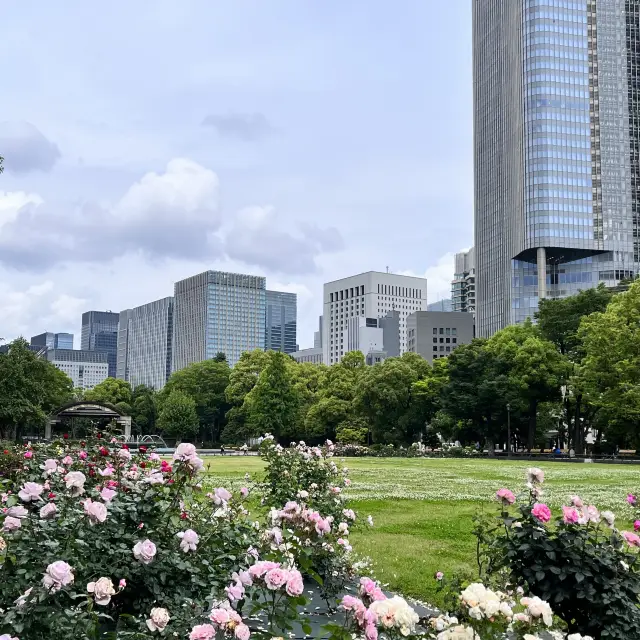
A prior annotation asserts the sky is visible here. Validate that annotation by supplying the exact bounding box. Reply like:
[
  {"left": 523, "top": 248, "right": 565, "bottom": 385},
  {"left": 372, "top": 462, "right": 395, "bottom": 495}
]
[{"left": 0, "top": 1, "right": 473, "bottom": 350}]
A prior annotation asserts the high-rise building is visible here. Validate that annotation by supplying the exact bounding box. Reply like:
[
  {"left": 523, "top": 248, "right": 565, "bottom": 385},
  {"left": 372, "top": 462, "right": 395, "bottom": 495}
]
[
  {"left": 290, "top": 347, "right": 324, "bottom": 365},
  {"left": 313, "top": 316, "right": 323, "bottom": 349},
  {"left": 427, "top": 299, "right": 453, "bottom": 313},
  {"left": 451, "top": 248, "right": 476, "bottom": 315},
  {"left": 116, "top": 309, "right": 133, "bottom": 381},
  {"left": 265, "top": 290, "right": 297, "bottom": 354},
  {"left": 406, "top": 311, "right": 475, "bottom": 364},
  {"left": 31, "top": 332, "right": 74, "bottom": 350},
  {"left": 474, "top": 1, "right": 640, "bottom": 337},
  {"left": 117, "top": 298, "right": 173, "bottom": 390},
  {"left": 45, "top": 349, "right": 109, "bottom": 390},
  {"left": 346, "top": 316, "right": 384, "bottom": 355},
  {"left": 322, "top": 272, "right": 428, "bottom": 365},
  {"left": 378, "top": 310, "right": 400, "bottom": 357},
  {"left": 81, "top": 311, "right": 119, "bottom": 377},
  {"left": 172, "top": 270, "right": 266, "bottom": 369}
]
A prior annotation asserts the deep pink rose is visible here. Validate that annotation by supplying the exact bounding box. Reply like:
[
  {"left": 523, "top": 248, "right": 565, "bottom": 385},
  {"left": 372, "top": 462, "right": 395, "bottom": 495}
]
[
  {"left": 562, "top": 506, "right": 579, "bottom": 524},
  {"left": 623, "top": 531, "right": 640, "bottom": 547},
  {"left": 531, "top": 503, "right": 551, "bottom": 523}
]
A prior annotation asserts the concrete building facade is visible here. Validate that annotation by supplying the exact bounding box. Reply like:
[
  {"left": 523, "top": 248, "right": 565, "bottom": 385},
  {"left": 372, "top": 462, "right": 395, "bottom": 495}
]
[
  {"left": 290, "top": 347, "right": 324, "bottom": 365},
  {"left": 451, "top": 248, "right": 476, "bottom": 315},
  {"left": 46, "top": 349, "right": 109, "bottom": 390},
  {"left": 322, "top": 271, "right": 427, "bottom": 365},
  {"left": 406, "top": 311, "right": 475, "bottom": 364}
]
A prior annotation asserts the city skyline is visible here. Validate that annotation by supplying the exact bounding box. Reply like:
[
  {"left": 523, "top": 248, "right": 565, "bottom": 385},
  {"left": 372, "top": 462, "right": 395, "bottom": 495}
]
[{"left": 0, "top": 2, "right": 472, "bottom": 351}]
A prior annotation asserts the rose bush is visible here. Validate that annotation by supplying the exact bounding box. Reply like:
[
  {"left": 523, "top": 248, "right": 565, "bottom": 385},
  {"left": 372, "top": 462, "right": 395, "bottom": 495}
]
[
  {"left": 473, "top": 468, "right": 640, "bottom": 639},
  {"left": 0, "top": 437, "right": 310, "bottom": 638}
]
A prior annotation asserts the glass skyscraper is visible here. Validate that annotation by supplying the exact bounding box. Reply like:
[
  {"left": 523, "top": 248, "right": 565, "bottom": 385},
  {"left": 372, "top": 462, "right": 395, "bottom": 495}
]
[
  {"left": 474, "top": 0, "right": 640, "bottom": 337},
  {"left": 172, "top": 271, "right": 267, "bottom": 369},
  {"left": 117, "top": 297, "right": 173, "bottom": 390},
  {"left": 265, "top": 290, "right": 297, "bottom": 354},
  {"left": 81, "top": 311, "right": 119, "bottom": 377},
  {"left": 31, "top": 332, "right": 74, "bottom": 350}
]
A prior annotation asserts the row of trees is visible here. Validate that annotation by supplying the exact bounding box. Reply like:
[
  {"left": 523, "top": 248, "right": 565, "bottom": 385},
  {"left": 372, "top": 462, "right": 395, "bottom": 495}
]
[{"left": 3, "top": 280, "right": 640, "bottom": 450}]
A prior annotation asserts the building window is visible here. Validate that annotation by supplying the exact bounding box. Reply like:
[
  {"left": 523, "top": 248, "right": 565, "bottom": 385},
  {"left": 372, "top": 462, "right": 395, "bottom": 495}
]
[
  {"left": 440, "top": 346, "right": 444, "bottom": 352},
  {"left": 446, "top": 328, "right": 451, "bottom": 336},
  {"left": 433, "top": 328, "right": 437, "bottom": 335},
  {"left": 433, "top": 346, "right": 437, "bottom": 352},
  {"left": 446, "top": 346, "right": 451, "bottom": 353},
  {"left": 452, "top": 338, "right": 457, "bottom": 344},
  {"left": 440, "top": 338, "right": 444, "bottom": 343},
  {"left": 452, "top": 328, "right": 457, "bottom": 336},
  {"left": 446, "top": 338, "right": 450, "bottom": 344},
  {"left": 439, "top": 328, "right": 444, "bottom": 335},
  {"left": 330, "top": 293, "right": 334, "bottom": 302}
]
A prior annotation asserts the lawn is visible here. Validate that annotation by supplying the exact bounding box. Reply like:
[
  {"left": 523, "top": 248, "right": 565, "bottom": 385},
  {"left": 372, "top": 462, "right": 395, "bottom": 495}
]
[{"left": 201, "top": 456, "right": 638, "bottom": 608}]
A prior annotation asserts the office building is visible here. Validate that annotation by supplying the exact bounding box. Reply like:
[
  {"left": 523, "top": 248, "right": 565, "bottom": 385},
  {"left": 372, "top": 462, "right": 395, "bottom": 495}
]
[
  {"left": 347, "top": 316, "right": 384, "bottom": 355},
  {"left": 265, "top": 290, "right": 297, "bottom": 354},
  {"left": 290, "top": 347, "right": 324, "bottom": 365},
  {"left": 46, "top": 349, "right": 109, "bottom": 390},
  {"left": 313, "top": 316, "right": 323, "bottom": 349},
  {"left": 474, "top": 1, "right": 640, "bottom": 337},
  {"left": 81, "top": 311, "right": 119, "bottom": 377},
  {"left": 451, "top": 248, "right": 476, "bottom": 315},
  {"left": 31, "top": 332, "right": 74, "bottom": 350},
  {"left": 378, "top": 310, "right": 400, "bottom": 357},
  {"left": 116, "top": 309, "right": 133, "bottom": 381},
  {"left": 406, "top": 311, "right": 475, "bottom": 364},
  {"left": 172, "top": 270, "right": 266, "bottom": 369},
  {"left": 427, "top": 299, "right": 453, "bottom": 313},
  {"left": 322, "top": 271, "right": 427, "bottom": 365},
  {"left": 117, "top": 298, "right": 173, "bottom": 390}
]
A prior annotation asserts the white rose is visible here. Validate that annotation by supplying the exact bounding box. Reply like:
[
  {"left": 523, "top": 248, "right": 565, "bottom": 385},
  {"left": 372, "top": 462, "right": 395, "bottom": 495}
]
[
  {"left": 133, "top": 539, "right": 157, "bottom": 564},
  {"left": 43, "top": 561, "right": 74, "bottom": 592},
  {"left": 87, "top": 577, "right": 115, "bottom": 605},
  {"left": 146, "top": 607, "right": 170, "bottom": 632},
  {"left": 40, "top": 503, "right": 58, "bottom": 519}
]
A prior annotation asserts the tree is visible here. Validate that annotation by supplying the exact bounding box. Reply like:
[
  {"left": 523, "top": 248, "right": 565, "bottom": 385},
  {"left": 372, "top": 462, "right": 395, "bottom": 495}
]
[
  {"left": 245, "top": 352, "right": 299, "bottom": 439},
  {"left": 157, "top": 390, "right": 199, "bottom": 440},
  {"left": 84, "top": 378, "right": 133, "bottom": 408},
  {"left": 0, "top": 338, "right": 73, "bottom": 439},
  {"left": 487, "top": 322, "right": 569, "bottom": 451},
  {"left": 162, "top": 359, "right": 231, "bottom": 442},
  {"left": 536, "top": 284, "right": 612, "bottom": 359},
  {"left": 213, "top": 352, "right": 227, "bottom": 363},
  {"left": 356, "top": 358, "right": 420, "bottom": 444},
  {"left": 441, "top": 339, "right": 515, "bottom": 455},
  {"left": 579, "top": 281, "right": 640, "bottom": 448},
  {"left": 130, "top": 385, "right": 157, "bottom": 434}
]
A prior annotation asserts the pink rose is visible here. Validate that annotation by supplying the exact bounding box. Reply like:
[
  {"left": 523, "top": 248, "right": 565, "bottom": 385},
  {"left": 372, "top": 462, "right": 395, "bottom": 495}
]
[
  {"left": 372, "top": 588, "right": 386, "bottom": 601},
  {"left": 365, "top": 623, "right": 378, "bottom": 640},
  {"left": 249, "top": 561, "right": 279, "bottom": 578},
  {"left": 7, "top": 506, "right": 28, "bottom": 518},
  {"left": 531, "top": 503, "right": 551, "bottom": 523},
  {"left": 234, "top": 623, "right": 250, "bottom": 640},
  {"left": 24, "top": 451, "right": 33, "bottom": 459},
  {"left": 240, "top": 487, "right": 248, "bottom": 497},
  {"left": 286, "top": 569, "right": 304, "bottom": 596},
  {"left": 264, "top": 567, "right": 289, "bottom": 590},
  {"left": 18, "top": 481, "right": 44, "bottom": 502},
  {"left": 87, "top": 577, "right": 116, "bottom": 605},
  {"left": 634, "top": 520, "right": 640, "bottom": 532},
  {"left": 496, "top": 488, "right": 515, "bottom": 505},
  {"left": 571, "top": 495, "right": 584, "bottom": 508},
  {"left": 100, "top": 487, "right": 117, "bottom": 502},
  {"left": 119, "top": 579, "right": 126, "bottom": 589},
  {"left": 360, "top": 577, "right": 376, "bottom": 596},
  {"left": 174, "top": 443, "right": 197, "bottom": 460},
  {"left": 177, "top": 528, "right": 199, "bottom": 552},
  {"left": 2, "top": 516, "right": 21, "bottom": 532},
  {"left": 623, "top": 531, "right": 640, "bottom": 547},
  {"left": 190, "top": 624, "right": 216, "bottom": 640},
  {"left": 83, "top": 499, "right": 107, "bottom": 525},
  {"left": 562, "top": 506, "right": 579, "bottom": 524},
  {"left": 226, "top": 581, "right": 244, "bottom": 601},
  {"left": 78, "top": 451, "right": 88, "bottom": 460},
  {"left": 99, "top": 467, "right": 114, "bottom": 477},
  {"left": 62, "top": 456, "right": 73, "bottom": 466},
  {"left": 40, "top": 502, "right": 57, "bottom": 519},
  {"left": 42, "top": 560, "right": 74, "bottom": 592},
  {"left": 342, "top": 595, "right": 364, "bottom": 610},
  {"left": 64, "top": 471, "right": 86, "bottom": 496},
  {"left": 213, "top": 487, "right": 232, "bottom": 505},
  {"left": 315, "top": 518, "right": 331, "bottom": 536},
  {"left": 133, "top": 539, "right": 157, "bottom": 564},
  {"left": 209, "top": 608, "right": 230, "bottom": 625},
  {"left": 149, "top": 452, "right": 160, "bottom": 461},
  {"left": 435, "top": 571, "right": 444, "bottom": 581},
  {"left": 233, "top": 570, "right": 253, "bottom": 586},
  {"left": 628, "top": 494, "right": 637, "bottom": 506}
]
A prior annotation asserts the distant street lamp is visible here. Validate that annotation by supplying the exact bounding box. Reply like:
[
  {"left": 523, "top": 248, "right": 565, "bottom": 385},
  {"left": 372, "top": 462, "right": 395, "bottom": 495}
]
[{"left": 507, "top": 403, "right": 511, "bottom": 457}]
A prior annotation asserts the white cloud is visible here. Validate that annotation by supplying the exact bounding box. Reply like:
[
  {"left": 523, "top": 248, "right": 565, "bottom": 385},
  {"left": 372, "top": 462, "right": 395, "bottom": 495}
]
[
  {"left": 0, "top": 190, "right": 43, "bottom": 230},
  {"left": 398, "top": 251, "right": 459, "bottom": 304},
  {"left": 0, "top": 121, "right": 60, "bottom": 173}
]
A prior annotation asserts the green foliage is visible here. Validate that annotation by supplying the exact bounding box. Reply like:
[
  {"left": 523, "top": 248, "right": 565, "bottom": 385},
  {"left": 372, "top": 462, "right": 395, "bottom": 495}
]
[
  {"left": 131, "top": 385, "right": 157, "bottom": 434},
  {"left": 246, "top": 351, "right": 299, "bottom": 439},
  {"left": 0, "top": 338, "right": 73, "bottom": 439},
  {"left": 84, "top": 378, "right": 133, "bottom": 407},
  {"left": 156, "top": 390, "right": 199, "bottom": 439},
  {"left": 336, "top": 419, "right": 369, "bottom": 444},
  {"left": 162, "top": 358, "right": 231, "bottom": 441}
]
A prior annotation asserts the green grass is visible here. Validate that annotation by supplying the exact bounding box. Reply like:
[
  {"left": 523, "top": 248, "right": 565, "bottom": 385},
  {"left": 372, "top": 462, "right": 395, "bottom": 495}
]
[{"left": 200, "top": 456, "right": 638, "bottom": 607}]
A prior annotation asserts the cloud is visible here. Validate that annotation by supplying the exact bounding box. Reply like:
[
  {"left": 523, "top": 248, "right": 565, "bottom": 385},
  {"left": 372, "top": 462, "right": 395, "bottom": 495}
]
[
  {"left": 201, "top": 112, "right": 276, "bottom": 141},
  {"left": 0, "top": 190, "right": 43, "bottom": 230},
  {"left": 399, "top": 252, "right": 456, "bottom": 303},
  {"left": 0, "top": 158, "right": 223, "bottom": 271},
  {"left": 0, "top": 122, "right": 61, "bottom": 173},
  {"left": 224, "top": 206, "right": 343, "bottom": 274}
]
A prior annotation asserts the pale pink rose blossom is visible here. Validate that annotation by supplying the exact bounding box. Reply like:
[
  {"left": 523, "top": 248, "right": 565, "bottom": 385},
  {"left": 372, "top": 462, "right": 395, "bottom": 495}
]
[
  {"left": 233, "top": 570, "right": 253, "bottom": 586},
  {"left": 78, "top": 451, "right": 88, "bottom": 460},
  {"left": 64, "top": 471, "right": 86, "bottom": 496},
  {"left": 146, "top": 607, "right": 170, "bottom": 632},
  {"left": 42, "top": 561, "right": 74, "bottom": 592},
  {"left": 87, "top": 577, "right": 116, "bottom": 605},
  {"left": 62, "top": 456, "right": 73, "bottom": 466},
  {"left": 226, "top": 581, "right": 244, "bottom": 601},
  {"left": 496, "top": 488, "right": 516, "bottom": 505},
  {"left": 209, "top": 608, "right": 230, "bottom": 625},
  {"left": 286, "top": 569, "right": 304, "bottom": 596},
  {"left": 100, "top": 487, "right": 117, "bottom": 502},
  {"left": 586, "top": 505, "right": 600, "bottom": 523},
  {"left": 149, "top": 452, "right": 160, "bottom": 461},
  {"left": 240, "top": 487, "right": 248, "bottom": 497},
  {"left": 213, "top": 487, "right": 232, "bottom": 505},
  {"left": 133, "top": 539, "right": 157, "bottom": 564},
  {"left": 7, "top": 505, "right": 28, "bottom": 518},
  {"left": 190, "top": 623, "right": 216, "bottom": 640},
  {"left": 235, "top": 623, "right": 250, "bottom": 640},
  {"left": 177, "top": 529, "right": 199, "bottom": 552},
  {"left": 40, "top": 502, "right": 58, "bottom": 519},
  {"left": 99, "top": 467, "right": 115, "bottom": 477},
  {"left": 562, "top": 506, "right": 579, "bottom": 524},
  {"left": 118, "top": 448, "right": 132, "bottom": 461},
  {"left": 18, "top": 481, "right": 44, "bottom": 502},
  {"left": 248, "top": 560, "right": 279, "bottom": 578},
  {"left": 622, "top": 531, "right": 640, "bottom": 547},
  {"left": 84, "top": 499, "right": 108, "bottom": 525},
  {"left": 41, "top": 459, "right": 58, "bottom": 476},
  {"left": 265, "top": 567, "right": 289, "bottom": 590},
  {"left": 315, "top": 518, "right": 331, "bottom": 536},
  {"left": 14, "top": 586, "right": 33, "bottom": 608},
  {"left": 571, "top": 495, "right": 584, "bottom": 508},
  {"left": 3, "top": 516, "right": 21, "bottom": 532},
  {"left": 174, "top": 442, "right": 197, "bottom": 460}
]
